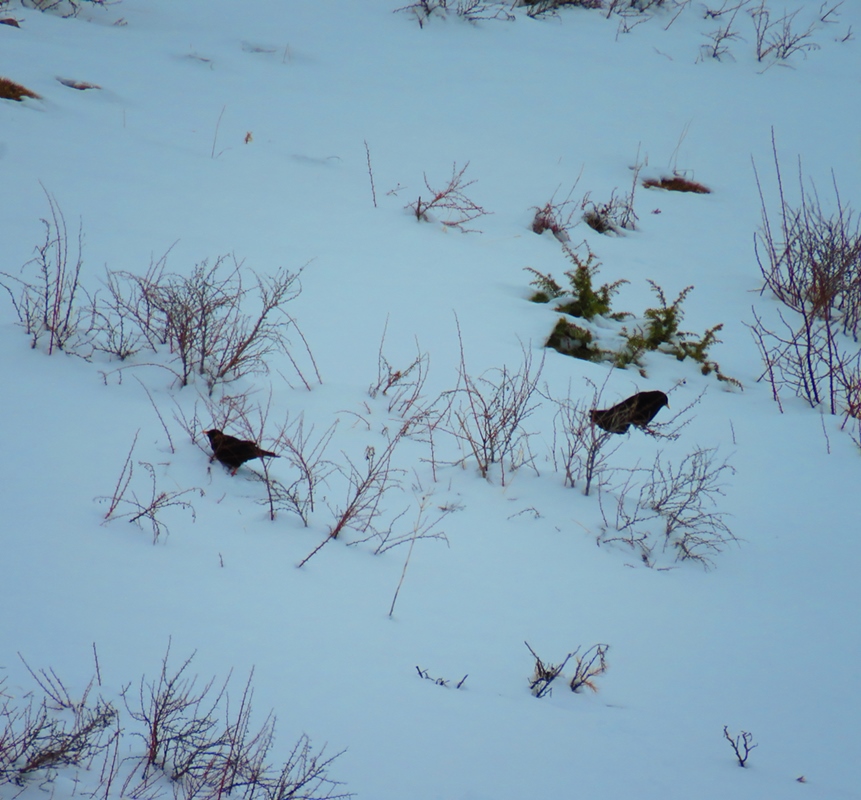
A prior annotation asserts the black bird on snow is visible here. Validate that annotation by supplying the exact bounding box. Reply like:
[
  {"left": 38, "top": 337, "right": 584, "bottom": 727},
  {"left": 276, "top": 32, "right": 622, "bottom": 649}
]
[
  {"left": 590, "top": 390, "right": 669, "bottom": 434},
  {"left": 204, "top": 429, "right": 279, "bottom": 474}
]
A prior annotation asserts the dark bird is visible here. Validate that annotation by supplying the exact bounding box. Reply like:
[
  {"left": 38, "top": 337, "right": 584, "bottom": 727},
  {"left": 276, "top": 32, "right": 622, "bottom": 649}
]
[
  {"left": 590, "top": 391, "right": 669, "bottom": 434},
  {"left": 204, "top": 429, "right": 279, "bottom": 474}
]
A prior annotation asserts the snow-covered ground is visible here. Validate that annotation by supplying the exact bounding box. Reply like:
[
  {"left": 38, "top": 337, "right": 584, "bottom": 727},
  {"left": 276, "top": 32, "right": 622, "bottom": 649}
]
[{"left": 1, "top": 2, "right": 859, "bottom": 798}]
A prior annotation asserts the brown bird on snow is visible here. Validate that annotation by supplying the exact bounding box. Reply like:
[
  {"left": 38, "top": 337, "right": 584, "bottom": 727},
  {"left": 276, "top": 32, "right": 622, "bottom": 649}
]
[
  {"left": 590, "top": 391, "right": 669, "bottom": 434},
  {"left": 204, "top": 429, "right": 279, "bottom": 474}
]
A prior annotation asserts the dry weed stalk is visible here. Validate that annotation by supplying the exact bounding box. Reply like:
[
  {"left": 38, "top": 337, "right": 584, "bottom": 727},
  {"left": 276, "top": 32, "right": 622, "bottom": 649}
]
[{"left": 388, "top": 490, "right": 453, "bottom": 616}]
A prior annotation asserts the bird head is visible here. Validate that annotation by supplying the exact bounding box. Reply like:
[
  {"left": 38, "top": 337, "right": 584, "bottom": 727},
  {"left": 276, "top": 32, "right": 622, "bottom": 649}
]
[{"left": 204, "top": 429, "right": 224, "bottom": 445}]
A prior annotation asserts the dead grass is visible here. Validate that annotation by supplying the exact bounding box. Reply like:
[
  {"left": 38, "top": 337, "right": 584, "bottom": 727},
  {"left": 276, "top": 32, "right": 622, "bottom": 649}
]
[
  {"left": 0, "top": 76, "right": 40, "bottom": 101},
  {"left": 643, "top": 175, "right": 711, "bottom": 194}
]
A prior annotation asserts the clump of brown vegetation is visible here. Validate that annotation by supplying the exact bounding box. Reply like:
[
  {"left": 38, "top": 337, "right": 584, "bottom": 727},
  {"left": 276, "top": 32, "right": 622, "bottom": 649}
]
[
  {"left": 643, "top": 175, "right": 711, "bottom": 194},
  {"left": 0, "top": 76, "right": 41, "bottom": 101}
]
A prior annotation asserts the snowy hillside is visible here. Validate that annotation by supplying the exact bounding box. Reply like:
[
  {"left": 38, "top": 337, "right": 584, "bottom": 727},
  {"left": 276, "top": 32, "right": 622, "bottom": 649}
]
[{"left": 1, "top": 1, "right": 860, "bottom": 799}]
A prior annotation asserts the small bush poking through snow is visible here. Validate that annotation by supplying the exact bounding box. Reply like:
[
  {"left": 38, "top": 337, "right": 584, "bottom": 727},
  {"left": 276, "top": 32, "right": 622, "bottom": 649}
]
[
  {"left": 405, "top": 161, "right": 490, "bottom": 233},
  {"left": 526, "top": 243, "right": 628, "bottom": 319},
  {"left": 530, "top": 250, "right": 739, "bottom": 385},
  {"left": 525, "top": 641, "right": 610, "bottom": 698}
]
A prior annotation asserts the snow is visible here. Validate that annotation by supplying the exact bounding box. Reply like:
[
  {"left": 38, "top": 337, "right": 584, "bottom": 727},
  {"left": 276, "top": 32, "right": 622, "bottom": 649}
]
[{"left": 1, "top": 1, "right": 860, "bottom": 799}]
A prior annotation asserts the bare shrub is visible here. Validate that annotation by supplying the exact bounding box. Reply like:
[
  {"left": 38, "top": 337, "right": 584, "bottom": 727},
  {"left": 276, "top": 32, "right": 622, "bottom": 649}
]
[
  {"left": 723, "top": 725, "right": 757, "bottom": 767},
  {"left": 1, "top": 187, "right": 89, "bottom": 355},
  {"left": 530, "top": 182, "right": 583, "bottom": 242},
  {"left": 3, "top": 650, "right": 351, "bottom": 800},
  {"left": 19, "top": 0, "right": 118, "bottom": 17},
  {"left": 601, "top": 447, "right": 736, "bottom": 568},
  {"left": 88, "top": 267, "right": 149, "bottom": 361},
  {"left": 405, "top": 162, "right": 490, "bottom": 233},
  {"left": 750, "top": 138, "right": 861, "bottom": 430},
  {"left": 87, "top": 249, "right": 175, "bottom": 362},
  {"left": 124, "top": 646, "right": 228, "bottom": 784},
  {"left": 98, "top": 441, "right": 202, "bottom": 544},
  {"left": 582, "top": 191, "right": 637, "bottom": 234},
  {"left": 753, "top": 142, "right": 861, "bottom": 340},
  {"left": 525, "top": 641, "right": 610, "bottom": 698},
  {"left": 568, "top": 643, "right": 610, "bottom": 692},
  {"left": 395, "top": 0, "right": 514, "bottom": 25},
  {"left": 580, "top": 163, "right": 642, "bottom": 234},
  {"left": 131, "top": 256, "right": 314, "bottom": 392},
  {"left": 698, "top": 1, "right": 745, "bottom": 60},
  {"left": 123, "top": 644, "right": 352, "bottom": 800},
  {"left": 700, "top": 8, "right": 741, "bottom": 61},
  {"left": 448, "top": 342, "right": 543, "bottom": 484},
  {"left": 524, "top": 642, "right": 573, "bottom": 698},
  {"left": 749, "top": 305, "right": 860, "bottom": 417},
  {"left": 750, "top": 2, "right": 821, "bottom": 63},
  {"left": 521, "top": 0, "right": 604, "bottom": 18},
  {"left": 548, "top": 379, "right": 622, "bottom": 496},
  {"left": 359, "top": 482, "right": 451, "bottom": 556},
  {"left": 1, "top": 666, "right": 116, "bottom": 788}
]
